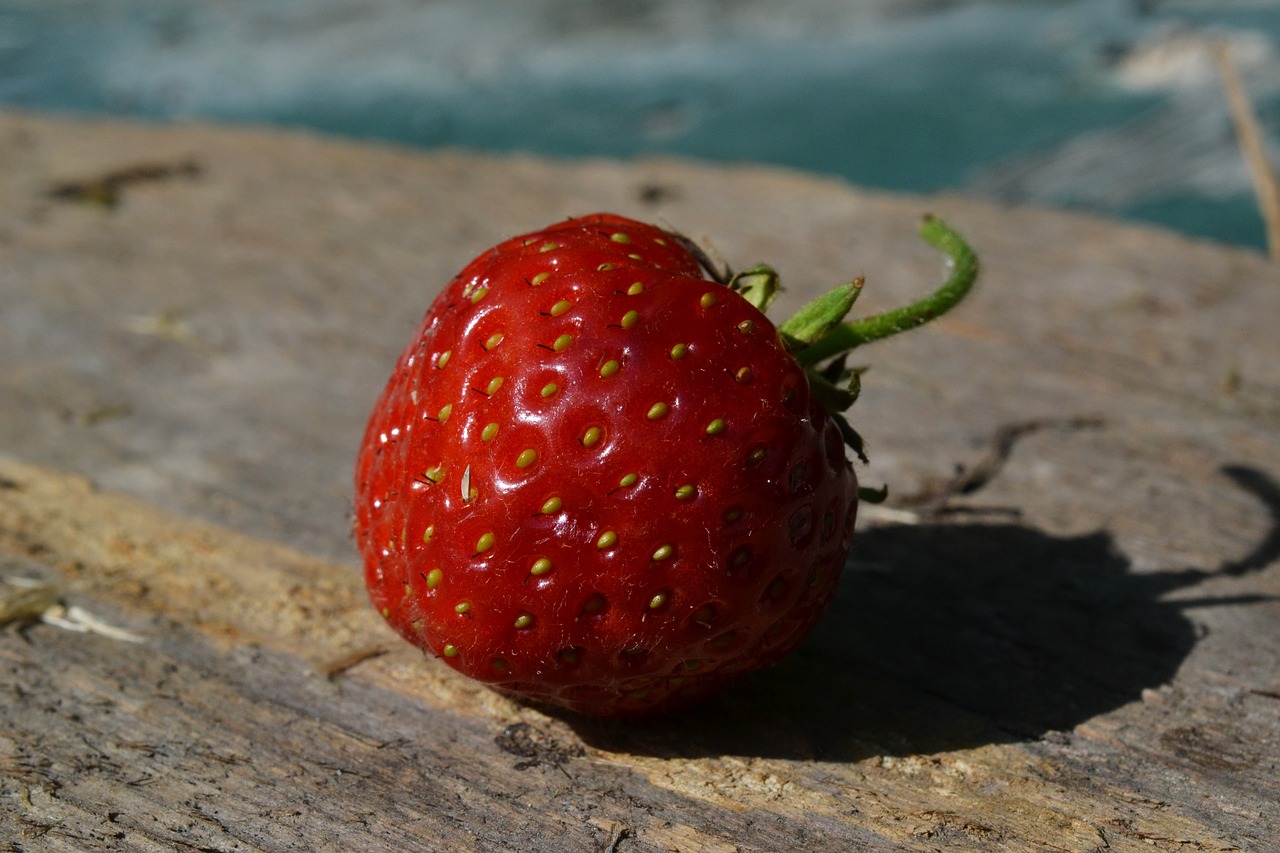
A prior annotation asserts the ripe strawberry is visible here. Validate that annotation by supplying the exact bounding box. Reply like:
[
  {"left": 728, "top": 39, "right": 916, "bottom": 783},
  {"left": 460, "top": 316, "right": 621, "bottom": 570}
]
[{"left": 354, "top": 212, "right": 975, "bottom": 716}]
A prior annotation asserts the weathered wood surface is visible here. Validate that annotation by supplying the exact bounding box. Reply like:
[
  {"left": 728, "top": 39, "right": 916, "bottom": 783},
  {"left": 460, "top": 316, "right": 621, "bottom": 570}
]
[{"left": 1, "top": 111, "right": 1278, "bottom": 851}]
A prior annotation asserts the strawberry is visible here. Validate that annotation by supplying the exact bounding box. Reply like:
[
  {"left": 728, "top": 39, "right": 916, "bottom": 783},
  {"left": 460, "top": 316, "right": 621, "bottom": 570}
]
[{"left": 354, "top": 212, "right": 976, "bottom": 716}]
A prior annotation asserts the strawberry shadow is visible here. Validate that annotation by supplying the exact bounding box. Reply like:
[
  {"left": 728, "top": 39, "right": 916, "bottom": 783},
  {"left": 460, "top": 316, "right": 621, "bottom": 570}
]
[{"left": 561, "top": 464, "right": 1280, "bottom": 761}]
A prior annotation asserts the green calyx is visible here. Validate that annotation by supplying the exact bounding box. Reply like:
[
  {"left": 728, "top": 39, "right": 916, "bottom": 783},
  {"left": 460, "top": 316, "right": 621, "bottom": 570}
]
[
  {"left": 729, "top": 264, "right": 781, "bottom": 313},
  {"left": 766, "top": 215, "right": 977, "bottom": 421},
  {"left": 731, "top": 214, "right": 978, "bottom": 469},
  {"left": 779, "top": 278, "right": 864, "bottom": 350}
]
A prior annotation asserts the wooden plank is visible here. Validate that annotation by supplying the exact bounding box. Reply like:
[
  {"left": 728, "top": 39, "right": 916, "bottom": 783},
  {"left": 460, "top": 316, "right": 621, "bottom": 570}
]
[
  {"left": 1, "top": 111, "right": 1279, "bottom": 850},
  {"left": 1, "top": 455, "right": 1271, "bottom": 852}
]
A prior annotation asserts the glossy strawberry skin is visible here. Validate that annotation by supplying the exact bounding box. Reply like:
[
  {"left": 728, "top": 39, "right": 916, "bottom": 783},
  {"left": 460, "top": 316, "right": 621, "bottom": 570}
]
[{"left": 355, "top": 213, "right": 858, "bottom": 716}]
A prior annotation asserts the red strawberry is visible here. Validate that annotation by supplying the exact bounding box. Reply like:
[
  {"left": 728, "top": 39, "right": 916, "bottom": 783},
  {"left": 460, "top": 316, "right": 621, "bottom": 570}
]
[{"left": 354, "top": 212, "right": 975, "bottom": 716}]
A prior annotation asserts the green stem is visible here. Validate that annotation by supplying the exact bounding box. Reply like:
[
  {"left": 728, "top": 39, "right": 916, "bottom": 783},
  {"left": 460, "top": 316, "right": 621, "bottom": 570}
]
[{"left": 794, "top": 215, "right": 977, "bottom": 367}]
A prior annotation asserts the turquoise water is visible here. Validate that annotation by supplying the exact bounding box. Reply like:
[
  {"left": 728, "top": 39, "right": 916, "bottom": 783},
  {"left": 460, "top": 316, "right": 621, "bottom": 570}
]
[{"left": 2, "top": 0, "right": 1278, "bottom": 250}]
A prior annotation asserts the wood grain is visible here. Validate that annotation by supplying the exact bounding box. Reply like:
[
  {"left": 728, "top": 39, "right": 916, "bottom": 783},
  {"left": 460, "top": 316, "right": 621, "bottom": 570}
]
[{"left": 1, "top": 111, "right": 1278, "bottom": 851}]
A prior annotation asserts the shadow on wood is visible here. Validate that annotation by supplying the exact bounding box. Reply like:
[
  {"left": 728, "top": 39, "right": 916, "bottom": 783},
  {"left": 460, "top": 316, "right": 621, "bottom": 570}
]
[{"left": 564, "top": 465, "right": 1280, "bottom": 762}]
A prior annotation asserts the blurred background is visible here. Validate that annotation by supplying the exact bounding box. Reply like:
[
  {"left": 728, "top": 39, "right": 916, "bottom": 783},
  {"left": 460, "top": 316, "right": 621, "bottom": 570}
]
[{"left": 2, "top": 0, "right": 1278, "bottom": 251}]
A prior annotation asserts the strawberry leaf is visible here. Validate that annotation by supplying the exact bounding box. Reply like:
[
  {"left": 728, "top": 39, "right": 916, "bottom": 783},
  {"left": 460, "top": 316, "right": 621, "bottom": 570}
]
[
  {"left": 729, "top": 264, "right": 781, "bottom": 312},
  {"left": 858, "top": 484, "right": 889, "bottom": 504},
  {"left": 779, "top": 277, "right": 864, "bottom": 349},
  {"left": 831, "top": 412, "right": 869, "bottom": 463},
  {"left": 806, "top": 368, "right": 859, "bottom": 414}
]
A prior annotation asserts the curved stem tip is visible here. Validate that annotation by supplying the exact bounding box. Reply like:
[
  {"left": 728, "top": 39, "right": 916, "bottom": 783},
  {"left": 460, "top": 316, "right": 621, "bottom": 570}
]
[{"left": 794, "top": 215, "right": 978, "bottom": 367}]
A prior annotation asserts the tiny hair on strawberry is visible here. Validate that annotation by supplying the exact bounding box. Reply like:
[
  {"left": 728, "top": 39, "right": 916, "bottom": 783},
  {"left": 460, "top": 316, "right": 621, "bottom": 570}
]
[{"left": 354, "top": 212, "right": 977, "bottom": 716}]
